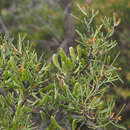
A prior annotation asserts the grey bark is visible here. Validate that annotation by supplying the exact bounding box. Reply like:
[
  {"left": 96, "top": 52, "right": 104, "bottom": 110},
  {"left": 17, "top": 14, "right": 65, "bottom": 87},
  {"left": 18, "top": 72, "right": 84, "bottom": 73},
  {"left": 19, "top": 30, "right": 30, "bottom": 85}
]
[{"left": 58, "top": 0, "right": 75, "bottom": 53}]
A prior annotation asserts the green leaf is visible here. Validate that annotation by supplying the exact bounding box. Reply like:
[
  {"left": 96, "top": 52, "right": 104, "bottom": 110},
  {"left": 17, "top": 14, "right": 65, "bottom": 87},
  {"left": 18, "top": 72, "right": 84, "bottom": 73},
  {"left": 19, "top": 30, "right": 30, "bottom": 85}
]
[
  {"left": 48, "top": 116, "right": 62, "bottom": 130},
  {"left": 69, "top": 47, "right": 76, "bottom": 64},
  {"left": 22, "top": 106, "right": 32, "bottom": 113},
  {"left": 40, "top": 83, "right": 54, "bottom": 92},
  {"left": 111, "top": 52, "right": 120, "bottom": 65},
  {"left": 9, "top": 56, "right": 18, "bottom": 72},
  {"left": 110, "top": 121, "right": 126, "bottom": 130},
  {"left": 61, "top": 61, "right": 68, "bottom": 74},
  {"left": 77, "top": 3, "right": 87, "bottom": 16},
  {"left": 72, "top": 82, "right": 80, "bottom": 97},
  {"left": 76, "top": 45, "right": 82, "bottom": 58},
  {"left": 40, "top": 111, "right": 47, "bottom": 124},
  {"left": 73, "top": 62, "right": 81, "bottom": 74},
  {"left": 59, "top": 49, "right": 67, "bottom": 63},
  {"left": 52, "top": 54, "right": 61, "bottom": 70},
  {"left": 32, "top": 99, "right": 40, "bottom": 106},
  {"left": 58, "top": 94, "right": 68, "bottom": 102},
  {"left": 59, "top": 49, "right": 72, "bottom": 72},
  {"left": 72, "top": 119, "right": 77, "bottom": 130},
  {"left": 21, "top": 69, "right": 28, "bottom": 81},
  {"left": 38, "top": 94, "right": 49, "bottom": 106},
  {"left": 18, "top": 33, "right": 23, "bottom": 53},
  {"left": 107, "top": 55, "right": 111, "bottom": 64}
]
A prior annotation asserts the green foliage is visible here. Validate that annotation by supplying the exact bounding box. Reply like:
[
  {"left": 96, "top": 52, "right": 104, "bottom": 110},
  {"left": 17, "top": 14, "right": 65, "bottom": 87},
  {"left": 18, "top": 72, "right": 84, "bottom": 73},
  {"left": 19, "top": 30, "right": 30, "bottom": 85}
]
[
  {"left": 0, "top": 6, "right": 126, "bottom": 130},
  {"left": 0, "top": 34, "right": 50, "bottom": 129},
  {"left": 73, "top": 3, "right": 130, "bottom": 122}
]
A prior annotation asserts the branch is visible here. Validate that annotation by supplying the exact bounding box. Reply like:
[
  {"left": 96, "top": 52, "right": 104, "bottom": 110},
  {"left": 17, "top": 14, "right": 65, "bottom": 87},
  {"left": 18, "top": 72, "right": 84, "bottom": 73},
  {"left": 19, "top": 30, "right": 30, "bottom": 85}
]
[
  {"left": 58, "top": 0, "right": 75, "bottom": 50},
  {"left": 47, "top": 39, "right": 68, "bottom": 63},
  {"left": 0, "top": 16, "right": 10, "bottom": 38}
]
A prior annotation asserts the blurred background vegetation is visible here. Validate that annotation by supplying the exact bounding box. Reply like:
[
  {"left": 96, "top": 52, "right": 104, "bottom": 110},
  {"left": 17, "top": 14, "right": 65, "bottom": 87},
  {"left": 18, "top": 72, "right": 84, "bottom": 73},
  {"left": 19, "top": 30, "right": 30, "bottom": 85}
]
[{"left": 0, "top": 0, "right": 130, "bottom": 129}]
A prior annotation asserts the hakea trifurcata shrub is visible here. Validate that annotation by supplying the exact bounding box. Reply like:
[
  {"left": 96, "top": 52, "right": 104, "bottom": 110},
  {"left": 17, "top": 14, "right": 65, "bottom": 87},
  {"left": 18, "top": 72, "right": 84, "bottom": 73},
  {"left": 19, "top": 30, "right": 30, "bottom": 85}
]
[{"left": 0, "top": 5, "right": 126, "bottom": 130}]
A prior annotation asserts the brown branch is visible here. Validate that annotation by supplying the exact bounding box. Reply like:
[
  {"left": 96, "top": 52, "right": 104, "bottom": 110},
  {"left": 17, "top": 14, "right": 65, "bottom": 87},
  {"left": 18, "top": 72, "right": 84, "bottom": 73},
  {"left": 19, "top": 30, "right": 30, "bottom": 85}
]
[
  {"left": 47, "top": 39, "right": 68, "bottom": 63},
  {"left": 58, "top": 0, "right": 75, "bottom": 53},
  {"left": 0, "top": 16, "right": 10, "bottom": 38}
]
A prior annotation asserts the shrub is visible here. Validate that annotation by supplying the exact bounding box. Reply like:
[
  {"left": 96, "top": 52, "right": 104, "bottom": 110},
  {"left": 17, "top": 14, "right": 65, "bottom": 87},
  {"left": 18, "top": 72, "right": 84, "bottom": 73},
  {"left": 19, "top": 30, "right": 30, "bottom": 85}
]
[
  {"left": 0, "top": 6, "right": 126, "bottom": 130},
  {"left": 75, "top": 0, "right": 130, "bottom": 100}
]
